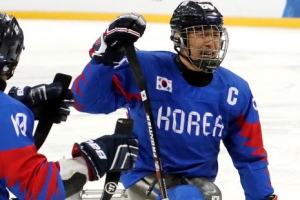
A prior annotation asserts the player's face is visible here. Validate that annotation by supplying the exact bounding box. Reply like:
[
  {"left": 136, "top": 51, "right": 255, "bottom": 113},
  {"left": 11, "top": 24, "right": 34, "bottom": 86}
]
[{"left": 186, "top": 26, "right": 221, "bottom": 61}]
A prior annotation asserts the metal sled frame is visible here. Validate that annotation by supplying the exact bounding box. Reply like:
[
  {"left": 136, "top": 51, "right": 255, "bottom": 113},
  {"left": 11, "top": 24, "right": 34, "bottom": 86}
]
[{"left": 80, "top": 189, "right": 129, "bottom": 200}]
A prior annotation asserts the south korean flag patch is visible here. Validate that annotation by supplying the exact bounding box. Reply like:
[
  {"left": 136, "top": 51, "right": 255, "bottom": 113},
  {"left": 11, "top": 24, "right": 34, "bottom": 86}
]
[{"left": 156, "top": 76, "right": 172, "bottom": 92}]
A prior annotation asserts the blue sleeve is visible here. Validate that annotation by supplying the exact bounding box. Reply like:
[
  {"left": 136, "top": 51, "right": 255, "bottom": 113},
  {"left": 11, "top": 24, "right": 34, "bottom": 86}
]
[
  {"left": 223, "top": 91, "right": 274, "bottom": 200},
  {"left": 72, "top": 58, "right": 139, "bottom": 114},
  {"left": 0, "top": 102, "right": 66, "bottom": 200}
]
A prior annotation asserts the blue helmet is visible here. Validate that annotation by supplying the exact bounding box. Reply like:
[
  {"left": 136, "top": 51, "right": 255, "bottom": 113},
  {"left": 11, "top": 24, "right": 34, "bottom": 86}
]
[
  {"left": 0, "top": 13, "right": 24, "bottom": 79},
  {"left": 170, "top": 1, "right": 229, "bottom": 73}
]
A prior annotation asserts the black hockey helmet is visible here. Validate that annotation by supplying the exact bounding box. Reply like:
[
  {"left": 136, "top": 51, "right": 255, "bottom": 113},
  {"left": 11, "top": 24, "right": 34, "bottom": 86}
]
[
  {"left": 0, "top": 13, "right": 24, "bottom": 80},
  {"left": 170, "top": 1, "right": 229, "bottom": 73}
]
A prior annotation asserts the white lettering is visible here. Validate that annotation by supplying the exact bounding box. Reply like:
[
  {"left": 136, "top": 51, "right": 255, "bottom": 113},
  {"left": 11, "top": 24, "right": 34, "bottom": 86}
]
[
  {"left": 172, "top": 109, "right": 185, "bottom": 134},
  {"left": 252, "top": 97, "right": 258, "bottom": 111},
  {"left": 17, "top": 88, "right": 24, "bottom": 96},
  {"left": 187, "top": 111, "right": 200, "bottom": 135},
  {"left": 146, "top": 114, "right": 157, "bottom": 158},
  {"left": 105, "top": 182, "right": 117, "bottom": 194},
  {"left": 213, "top": 115, "right": 224, "bottom": 137},
  {"left": 11, "top": 113, "right": 27, "bottom": 137},
  {"left": 203, "top": 112, "right": 213, "bottom": 136},
  {"left": 156, "top": 107, "right": 224, "bottom": 137},
  {"left": 157, "top": 106, "right": 170, "bottom": 131},
  {"left": 85, "top": 140, "right": 107, "bottom": 159},
  {"left": 198, "top": 3, "right": 214, "bottom": 10},
  {"left": 96, "top": 149, "right": 107, "bottom": 159},
  {"left": 89, "top": 143, "right": 100, "bottom": 150},
  {"left": 227, "top": 87, "right": 238, "bottom": 105},
  {"left": 85, "top": 139, "right": 94, "bottom": 144}
]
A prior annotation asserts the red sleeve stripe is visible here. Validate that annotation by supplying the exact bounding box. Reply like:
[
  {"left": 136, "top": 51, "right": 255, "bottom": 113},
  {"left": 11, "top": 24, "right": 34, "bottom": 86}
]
[
  {"left": 74, "top": 101, "right": 84, "bottom": 111},
  {"left": 45, "top": 163, "right": 60, "bottom": 200},
  {"left": 237, "top": 114, "right": 268, "bottom": 161},
  {"left": 73, "top": 75, "right": 84, "bottom": 97},
  {"left": 0, "top": 145, "right": 63, "bottom": 199},
  {"left": 112, "top": 74, "right": 141, "bottom": 102}
]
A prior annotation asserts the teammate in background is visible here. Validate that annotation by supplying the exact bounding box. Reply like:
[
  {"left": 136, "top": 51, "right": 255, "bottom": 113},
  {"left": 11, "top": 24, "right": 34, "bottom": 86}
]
[
  {"left": 283, "top": 0, "right": 300, "bottom": 17},
  {"left": 72, "top": 1, "right": 277, "bottom": 199},
  {"left": 0, "top": 13, "right": 138, "bottom": 199}
]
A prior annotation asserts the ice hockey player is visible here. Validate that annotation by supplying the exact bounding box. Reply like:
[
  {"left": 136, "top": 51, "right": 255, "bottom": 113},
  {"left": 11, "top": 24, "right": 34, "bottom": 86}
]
[
  {"left": 0, "top": 12, "right": 138, "bottom": 199},
  {"left": 71, "top": 1, "right": 278, "bottom": 199}
]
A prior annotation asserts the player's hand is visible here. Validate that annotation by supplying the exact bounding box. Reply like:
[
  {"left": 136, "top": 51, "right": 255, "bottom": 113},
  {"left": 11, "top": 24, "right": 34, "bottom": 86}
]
[
  {"left": 104, "top": 13, "right": 146, "bottom": 49},
  {"left": 89, "top": 13, "right": 146, "bottom": 66},
  {"left": 9, "top": 82, "right": 74, "bottom": 123},
  {"left": 72, "top": 134, "right": 138, "bottom": 181}
]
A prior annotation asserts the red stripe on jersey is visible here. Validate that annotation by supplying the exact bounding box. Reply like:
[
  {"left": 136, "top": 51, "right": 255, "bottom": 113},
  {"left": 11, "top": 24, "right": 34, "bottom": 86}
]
[
  {"left": 73, "top": 75, "right": 85, "bottom": 97},
  {"left": 74, "top": 101, "right": 84, "bottom": 111},
  {"left": 80, "top": 71, "right": 88, "bottom": 87},
  {"left": 45, "top": 162, "right": 60, "bottom": 200},
  {"left": 112, "top": 74, "right": 141, "bottom": 102},
  {"left": 0, "top": 145, "right": 62, "bottom": 199},
  {"left": 237, "top": 114, "right": 268, "bottom": 161}
]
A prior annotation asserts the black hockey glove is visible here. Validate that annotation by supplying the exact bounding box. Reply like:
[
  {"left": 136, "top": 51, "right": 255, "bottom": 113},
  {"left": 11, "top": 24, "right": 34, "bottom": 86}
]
[
  {"left": 89, "top": 13, "right": 146, "bottom": 66},
  {"left": 72, "top": 134, "right": 138, "bottom": 181},
  {"left": 8, "top": 82, "right": 74, "bottom": 123}
]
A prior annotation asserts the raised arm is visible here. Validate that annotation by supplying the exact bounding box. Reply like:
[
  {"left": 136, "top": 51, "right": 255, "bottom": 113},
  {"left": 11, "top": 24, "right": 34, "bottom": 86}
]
[{"left": 72, "top": 13, "right": 146, "bottom": 114}]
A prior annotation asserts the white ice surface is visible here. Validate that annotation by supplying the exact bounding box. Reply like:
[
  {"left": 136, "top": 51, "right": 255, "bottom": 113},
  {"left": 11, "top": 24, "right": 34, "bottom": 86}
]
[{"left": 6, "top": 19, "right": 300, "bottom": 199}]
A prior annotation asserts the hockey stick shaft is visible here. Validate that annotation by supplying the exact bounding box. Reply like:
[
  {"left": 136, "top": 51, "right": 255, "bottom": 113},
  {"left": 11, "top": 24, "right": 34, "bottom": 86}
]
[
  {"left": 125, "top": 44, "right": 169, "bottom": 199},
  {"left": 13, "top": 74, "right": 72, "bottom": 200},
  {"left": 100, "top": 118, "right": 134, "bottom": 200},
  {"left": 34, "top": 73, "right": 72, "bottom": 150}
]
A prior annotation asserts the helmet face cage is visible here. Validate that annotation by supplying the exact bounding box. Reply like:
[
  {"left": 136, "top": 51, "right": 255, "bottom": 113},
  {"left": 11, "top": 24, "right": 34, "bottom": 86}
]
[
  {"left": 0, "top": 13, "right": 24, "bottom": 79},
  {"left": 178, "top": 25, "right": 229, "bottom": 73},
  {"left": 170, "top": 1, "right": 229, "bottom": 73}
]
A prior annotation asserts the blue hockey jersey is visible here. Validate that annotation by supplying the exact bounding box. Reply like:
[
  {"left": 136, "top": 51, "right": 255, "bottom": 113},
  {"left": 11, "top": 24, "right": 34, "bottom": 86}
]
[
  {"left": 0, "top": 91, "right": 65, "bottom": 200},
  {"left": 72, "top": 50, "right": 275, "bottom": 199}
]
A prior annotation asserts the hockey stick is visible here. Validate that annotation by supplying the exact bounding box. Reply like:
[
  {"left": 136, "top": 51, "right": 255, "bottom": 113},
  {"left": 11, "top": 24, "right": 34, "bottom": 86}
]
[
  {"left": 12, "top": 74, "right": 72, "bottom": 200},
  {"left": 100, "top": 118, "right": 134, "bottom": 200},
  {"left": 125, "top": 44, "right": 169, "bottom": 199},
  {"left": 34, "top": 73, "right": 72, "bottom": 150}
]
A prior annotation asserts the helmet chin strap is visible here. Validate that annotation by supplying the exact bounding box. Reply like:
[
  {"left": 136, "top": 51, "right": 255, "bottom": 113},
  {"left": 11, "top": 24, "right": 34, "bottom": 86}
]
[
  {"left": 174, "top": 52, "right": 213, "bottom": 87},
  {"left": 174, "top": 46, "right": 195, "bottom": 71},
  {"left": 0, "top": 78, "right": 7, "bottom": 91}
]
